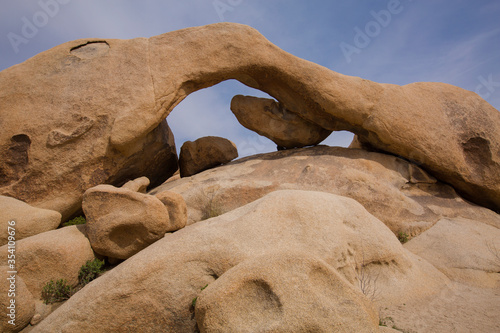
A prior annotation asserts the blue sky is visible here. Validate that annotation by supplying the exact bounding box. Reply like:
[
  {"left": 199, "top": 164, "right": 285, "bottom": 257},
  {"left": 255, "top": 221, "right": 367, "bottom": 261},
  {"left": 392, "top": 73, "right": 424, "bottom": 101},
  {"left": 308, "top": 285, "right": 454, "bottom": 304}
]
[{"left": 1, "top": 0, "right": 499, "bottom": 157}]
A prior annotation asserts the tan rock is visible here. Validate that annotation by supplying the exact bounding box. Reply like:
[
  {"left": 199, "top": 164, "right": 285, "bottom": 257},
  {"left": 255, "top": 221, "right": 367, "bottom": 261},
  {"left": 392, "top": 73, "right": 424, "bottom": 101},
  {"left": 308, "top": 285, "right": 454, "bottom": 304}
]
[
  {"left": 32, "top": 190, "right": 448, "bottom": 332},
  {"left": 0, "top": 196, "right": 61, "bottom": 246},
  {"left": 405, "top": 218, "right": 500, "bottom": 288},
  {"left": 83, "top": 185, "right": 171, "bottom": 259},
  {"left": 195, "top": 251, "right": 379, "bottom": 333},
  {"left": 230, "top": 95, "right": 332, "bottom": 149},
  {"left": 0, "top": 225, "right": 95, "bottom": 297},
  {"left": 0, "top": 266, "right": 35, "bottom": 333},
  {"left": 179, "top": 136, "right": 238, "bottom": 177},
  {"left": 152, "top": 146, "right": 500, "bottom": 237},
  {"left": 3, "top": 23, "right": 498, "bottom": 214},
  {"left": 154, "top": 191, "right": 188, "bottom": 231},
  {"left": 121, "top": 176, "right": 150, "bottom": 193}
]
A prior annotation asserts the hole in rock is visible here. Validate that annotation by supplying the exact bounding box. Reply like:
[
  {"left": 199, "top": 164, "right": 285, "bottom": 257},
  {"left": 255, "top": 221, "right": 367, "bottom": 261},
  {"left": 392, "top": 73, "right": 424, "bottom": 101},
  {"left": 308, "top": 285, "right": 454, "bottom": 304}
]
[
  {"left": 70, "top": 41, "right": 110, "bottom": 59},
  {"left": 167, "top": 80, "right": 355, "bottom": 158}
]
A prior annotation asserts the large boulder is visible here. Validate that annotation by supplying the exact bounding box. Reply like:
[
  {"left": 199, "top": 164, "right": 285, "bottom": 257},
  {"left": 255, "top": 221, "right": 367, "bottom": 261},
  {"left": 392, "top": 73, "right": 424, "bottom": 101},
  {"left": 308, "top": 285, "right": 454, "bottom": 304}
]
[
  {"left": 0, "top": 48, "right": 178, "bottom": 220},
  {"left": 230, "top": 95, "right": 332, "bottom": 149},
  {"left": 32, "top": 190, "right": 448, "bottom": 332},
  {"left": 179, "top": 136, "right": 238, "bottom": 177},
  {"left": 83, "top": 184, "right": 180, "bottom": 260},
  {"left": 2, "top": 23, "right": 498, "bottom": 214},
  {"left": 0, "top": 196, "right": 61, "bottom": 246},
  {"left": 195, "top": 252, "right": 379, "bottom": 333},
  {"left": 152, "top": 146, "right": 500, "bottom": 236},
  {"left": 0, "top": 225, "right": 95, "bottom": 297}
]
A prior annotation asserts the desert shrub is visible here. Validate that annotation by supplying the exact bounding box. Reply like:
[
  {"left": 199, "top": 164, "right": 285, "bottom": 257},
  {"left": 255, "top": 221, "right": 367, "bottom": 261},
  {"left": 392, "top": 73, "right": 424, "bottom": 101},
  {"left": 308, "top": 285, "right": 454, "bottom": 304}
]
[
  {"left": 78, "top": 258, "right": 105, "bottom": 286},
  {"left": 41, "top": 279, "right": 73, "bottom": 304},
  {"left": 397, "top": 232, "right": 409, "bottom": 244},
  {"left": 63, "top": 216, "right": 86, "bottom": 227}
]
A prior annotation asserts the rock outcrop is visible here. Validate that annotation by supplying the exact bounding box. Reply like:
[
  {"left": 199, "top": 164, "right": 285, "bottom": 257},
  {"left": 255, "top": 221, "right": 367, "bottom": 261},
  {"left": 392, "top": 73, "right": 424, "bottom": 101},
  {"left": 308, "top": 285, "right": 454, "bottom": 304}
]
[
  {"left": 0, "top": 196, "right": 61, "bottom": 246},
  {"left": 2, "top": 23, "right": 499, "bottom": 216},
  {"left": 32, "top": 190, "right": 448, "bottom": 332},
  {"left": 230, "top": 95, "right": 332, "bottom": 149},
  {"left": 83, "top": 184, "right": 182, "bottom": 260},
  {"left": 152, "top": 146, "right": 500, "bottom": 236},
  {"left": 179, "top": 136, "right": 238, "bottom": 177}
]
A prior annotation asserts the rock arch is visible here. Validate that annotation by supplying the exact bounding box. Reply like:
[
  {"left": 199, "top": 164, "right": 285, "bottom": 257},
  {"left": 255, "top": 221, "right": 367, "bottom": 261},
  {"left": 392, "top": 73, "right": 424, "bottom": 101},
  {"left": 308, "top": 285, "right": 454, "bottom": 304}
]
[{"left": 1, "top": 22, "right": 499, "bottom": 218}]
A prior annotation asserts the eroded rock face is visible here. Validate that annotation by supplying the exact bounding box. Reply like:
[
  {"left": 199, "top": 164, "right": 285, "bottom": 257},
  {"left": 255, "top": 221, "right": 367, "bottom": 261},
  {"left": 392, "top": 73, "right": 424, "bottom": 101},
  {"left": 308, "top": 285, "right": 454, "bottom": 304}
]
[
  {"left": 195, "top": 252, "right": 379, "bottom": 333},
  {"left": 179, "top": 136, "right": 238, "bottom": 177},
  {"left": 1, "top": 23, "right": 499, "bottom": 214},
  {"left": 32, "top": 190, "right": 448, "bottom": 332},
  {"left": 83, "top": 185, "right": 174, "bottom": 259},
  {"left": 0, "top": 196, "right": 61, "bottom": 246},
  {"left": 0, "top": 39, "right": 178, "bottom": 220},
  {"left": 230, "top": 95, "right": 332, "bottom": 149}
]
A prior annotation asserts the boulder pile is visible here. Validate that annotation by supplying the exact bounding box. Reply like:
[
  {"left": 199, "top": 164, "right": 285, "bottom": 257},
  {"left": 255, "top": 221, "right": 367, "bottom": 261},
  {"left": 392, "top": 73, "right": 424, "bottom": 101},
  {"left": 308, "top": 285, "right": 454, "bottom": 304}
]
[{"left": 0, "top": 23, "right": 499, "bottom": 332}]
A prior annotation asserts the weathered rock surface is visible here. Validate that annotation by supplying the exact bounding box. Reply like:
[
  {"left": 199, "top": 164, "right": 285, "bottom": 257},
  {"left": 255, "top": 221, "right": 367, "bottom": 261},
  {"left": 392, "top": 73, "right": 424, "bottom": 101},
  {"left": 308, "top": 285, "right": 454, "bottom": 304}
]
[
  {"left": 83, "top": 184, "right": 176, "bottom": 259},
  {"left": 405, "top": 218, "right": 500, "bottom": 288},
  {"left": 2, "top": 23, "right": 499, "bottom": 216},
  {"left": 0, "top": 51, "right": 178, "bottom": 220},
  {"left": 152, "top": 146, "right": 500, "bottom": 236},
  {"left": 195, "top": 252, "right": 379, "bottom": 332},
  {"left": 155, "top": 191, "right": 188, "bottom": 231},
  {"left": 0, "top": 225, "right": 95, "bottom": 297},
  {"left": 179, "top": 136, "right": 238, "bottom": 177},
  {"left": 230, "top": 95, "right": 332, "bottom": 149},
  {"left": 0, "top": 266, "right": 35, "bottom": 333},
  {"left": 32, "top": 190, "right": 448, "bottom": 332},
  {"left": 0, "top": 196, "right": 61, "bottom": 246}
]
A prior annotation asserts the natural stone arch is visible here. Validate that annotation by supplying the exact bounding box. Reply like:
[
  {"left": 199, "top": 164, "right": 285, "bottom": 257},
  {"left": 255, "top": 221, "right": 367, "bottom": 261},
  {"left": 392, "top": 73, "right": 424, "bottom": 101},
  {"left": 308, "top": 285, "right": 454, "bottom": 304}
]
[
  {"left": 1, "top": 22, "right": 499, "bottom": 219},
  {"left": 111, "top": 23, "right": 500, "bottom": 211}
]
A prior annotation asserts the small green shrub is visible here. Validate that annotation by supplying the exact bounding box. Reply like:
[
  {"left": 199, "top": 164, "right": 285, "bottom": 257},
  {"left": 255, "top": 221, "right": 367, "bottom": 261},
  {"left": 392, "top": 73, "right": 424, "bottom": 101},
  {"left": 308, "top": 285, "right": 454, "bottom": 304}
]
[
  {"left": 78, "top": 258, "right": 105, "bottom": 286},
  {"left": 397, "top": 232, "right": 409, "bottom": 244},
  {"left": 41, "top": 279, "right": 73, "bottom": 304},
  {"left": 63, "top": 216, "right": 86, "bottom": 227}
]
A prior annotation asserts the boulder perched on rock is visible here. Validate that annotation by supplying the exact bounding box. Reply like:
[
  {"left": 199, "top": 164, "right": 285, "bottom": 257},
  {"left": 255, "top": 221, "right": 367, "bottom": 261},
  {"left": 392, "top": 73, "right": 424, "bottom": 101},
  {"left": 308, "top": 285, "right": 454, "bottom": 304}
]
[
  {"left": 155, "top": 191, "right": 188, "bottom": 231},
  {"left": 153, "top": 146, "right": 500, "bottom": 236},
  {"left": 179, "top": 136, "right": 238, "bottom": 177},
  {"left": 32, "top": 190, "right": 448, "bottom": 332},
  {"left": 230, "top": 95, "right": 332, "bottom": 149},
  {"left": 0, "top": 196, "right": 61, "bottom": 246},
  {"left": 83, "top": 184, "right": 182, "bottom": 259},
  {"left": 0, "top": 266, "right": 35, "bottom": 333},
  {"left": 195, "top": 252, "right": 379, "bottom": 332},
  {"left": 0, "top": 225, "right": 95, "bottom": 297},
  {"left": 121, "top": 176, "right": 150, "bottom": 193},
  {"left": 3, "top": 23, "right": 499, "bottom": 214}
]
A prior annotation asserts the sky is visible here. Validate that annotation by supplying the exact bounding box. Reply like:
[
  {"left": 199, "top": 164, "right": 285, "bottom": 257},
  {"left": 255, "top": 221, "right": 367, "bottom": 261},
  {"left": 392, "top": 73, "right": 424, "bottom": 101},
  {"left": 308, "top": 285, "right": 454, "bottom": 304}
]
[{"left": 1, "top": 0, "right": 499, "bottom": 157}]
